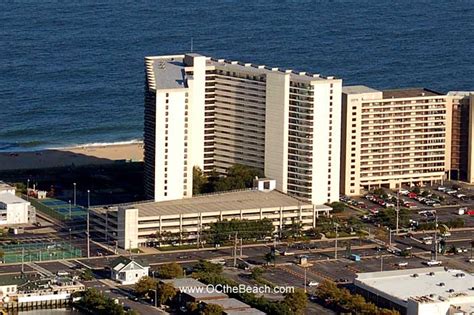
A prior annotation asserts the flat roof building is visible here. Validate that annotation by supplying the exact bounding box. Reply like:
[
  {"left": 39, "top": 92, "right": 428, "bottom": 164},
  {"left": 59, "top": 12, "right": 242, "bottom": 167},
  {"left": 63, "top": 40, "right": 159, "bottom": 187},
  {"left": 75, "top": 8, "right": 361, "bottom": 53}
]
[
  {"left": 341, "top": 85, "right": 451, "bottom": 195},
  {"left": 354, "top": 267, "right": 474, "bottom": 315},
  {"left": 145, "top": 53, "right": 342, "bottom": 205},
  {"left": 0, "top": 193, "right": 31, "bottom": 225},
  {"left": 90, "top": 186, "right": 331, "bottom": 249}
]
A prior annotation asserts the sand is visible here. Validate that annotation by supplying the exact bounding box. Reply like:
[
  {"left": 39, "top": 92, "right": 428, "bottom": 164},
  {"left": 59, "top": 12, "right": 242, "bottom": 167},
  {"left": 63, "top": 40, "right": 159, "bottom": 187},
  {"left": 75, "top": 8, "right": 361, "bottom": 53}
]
[{"left": 0, "top": 142, "right": 144, "bottom": 171}]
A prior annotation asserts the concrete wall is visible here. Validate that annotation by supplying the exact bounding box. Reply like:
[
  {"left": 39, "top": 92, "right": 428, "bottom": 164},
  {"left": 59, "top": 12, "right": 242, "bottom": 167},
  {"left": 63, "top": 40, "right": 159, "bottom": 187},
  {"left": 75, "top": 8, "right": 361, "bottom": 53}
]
[{"left": 264, "top": 72, "right": 289, "bottom": 193}]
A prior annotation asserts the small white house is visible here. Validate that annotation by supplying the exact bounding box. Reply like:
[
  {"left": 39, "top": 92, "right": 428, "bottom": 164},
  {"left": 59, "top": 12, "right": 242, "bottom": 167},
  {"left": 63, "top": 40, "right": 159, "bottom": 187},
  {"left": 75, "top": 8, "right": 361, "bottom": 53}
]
[
  {"left": 0, "top": 193, "right": 30, "bottom": 225},
  {"left": 110, "top": 257, "right": 149, "bottom": 285}
]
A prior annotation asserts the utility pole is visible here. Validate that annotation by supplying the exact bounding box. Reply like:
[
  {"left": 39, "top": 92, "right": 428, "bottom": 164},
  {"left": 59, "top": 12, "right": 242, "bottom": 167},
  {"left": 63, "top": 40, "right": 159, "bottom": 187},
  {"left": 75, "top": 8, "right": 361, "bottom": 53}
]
[
  {"left": 304, "top": 267, "right": 307, "bottom": 293},
  {"left": 334, "top": 223, "right": 339, "bottom": 260},
  {"left": 73, "top": 182, "right": 76, "bottom": 206},
  {"left": 129, "top": 240, "right": 132, "bottom": 259},
  {"left": 396, "top": 185, "right": 400, "bottom": 235},
  {"left": 233, "top": 232, "right": 238, "bottom": 267},
  {"left": 380, "top": 254, "right": 384, "bottom": 271},
  {"left": 389, "top": 229, "right": 392, "bottom": 247},
  {"left": 239, "top": 238, "right": 243, "bottom": 257},
  {"left": 26, "top": 179, "right": 30, "bottom": 201},
  {"left": 434, "top": 212, "right": 438, "bottom": 261},
  {"left": 87, "top": 190, "right": 90, "bottom": 259},
  {"left": 21, "top": 247, "right": 25, "bottom": 274}
]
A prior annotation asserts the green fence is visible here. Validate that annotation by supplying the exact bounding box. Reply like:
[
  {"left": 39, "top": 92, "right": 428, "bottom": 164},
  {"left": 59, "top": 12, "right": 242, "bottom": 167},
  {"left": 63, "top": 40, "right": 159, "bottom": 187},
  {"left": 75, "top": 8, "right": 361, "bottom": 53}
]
[{"left": 1, "top": 242, "right": 82, "bottom": 264}]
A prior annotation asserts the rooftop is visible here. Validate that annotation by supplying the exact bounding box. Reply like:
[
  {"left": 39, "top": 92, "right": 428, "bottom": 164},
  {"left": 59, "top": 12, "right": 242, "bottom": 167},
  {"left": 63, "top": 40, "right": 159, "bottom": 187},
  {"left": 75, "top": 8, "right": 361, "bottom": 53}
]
[
  {"left": 146, "top": 53, "right": 339, "bottom": 89},
  {"left": 355, "top": 267, "right": 474, "bottom": 304},
  {"left": 110, "top": 256, "right": 149, "bottom": 269},
  {"left": 0, "top": 181, "right": 14, "bottom": 192},
  {"left": 342, "top": 85, "right": 381, "bottom": 94},
  {"left": 204, "top": 298, "right": 251, "bottom": 310},
  {"left": 124, "top": 189, "right": 312, "bottom": 217},
  {"left": 0, "top": 193, "right": 28, "bottom": 204},
  {"left": 382, "top": 88, "right": 444, "bottom": 99},
  {"left": 448, "top": 91, "right": 474, "bottom": 97},
  {"left": 225, "top": 309, "right": 266, "bottom": 315},
  {"left": 151, "top": 57, "right": 187, "bottom": 90},
  {"left": 161, "top": 278, "right": 207, "bottom": 290}
]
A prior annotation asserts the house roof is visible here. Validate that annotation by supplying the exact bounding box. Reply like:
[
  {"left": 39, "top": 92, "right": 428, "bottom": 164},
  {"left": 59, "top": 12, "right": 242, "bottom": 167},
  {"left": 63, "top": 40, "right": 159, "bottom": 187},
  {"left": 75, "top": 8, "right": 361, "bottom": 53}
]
[{"left": 110, "top": 256, "right": 149, "bottom": 271}]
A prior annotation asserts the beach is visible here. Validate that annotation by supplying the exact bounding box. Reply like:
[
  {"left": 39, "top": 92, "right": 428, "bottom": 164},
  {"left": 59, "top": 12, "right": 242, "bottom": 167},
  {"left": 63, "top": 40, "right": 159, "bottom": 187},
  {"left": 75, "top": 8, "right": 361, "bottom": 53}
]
[{"left": 0, "top": 142, "right": 144, "bottom": 171}]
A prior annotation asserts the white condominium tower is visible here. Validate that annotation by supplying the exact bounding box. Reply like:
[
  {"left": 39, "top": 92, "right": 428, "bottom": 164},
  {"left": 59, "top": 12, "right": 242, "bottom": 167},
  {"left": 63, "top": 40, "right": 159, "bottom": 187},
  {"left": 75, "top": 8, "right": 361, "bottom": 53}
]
[{"left": 144, "top": 53, "right": 342, "bottom": 205}]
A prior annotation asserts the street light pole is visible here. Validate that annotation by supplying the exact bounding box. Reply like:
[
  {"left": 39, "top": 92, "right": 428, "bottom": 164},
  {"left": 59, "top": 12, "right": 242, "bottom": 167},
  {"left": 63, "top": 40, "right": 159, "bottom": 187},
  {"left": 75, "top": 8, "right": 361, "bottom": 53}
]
[
  {"left": 68, "top": 200, "right": 72, "bottom": 219},
  {"left": 87, "top": 189, "right": 90, "bottom": 259},
  {"left": 73, "top": 183, "right": 76, "bottom": 206},
  {"left": 26, "top": 179, "right": 30, "bottom": 201},
  {"left": 396, "top": 186, "right": 400, "bottom": 235},
  {"left": 434, "top": 212, "right": 438, "bottom": 261},
  {"left": 334, "top": 224, "right": 339, "bottom": 260},
  {"left": 304, "top": 267, "right": 307, "bottom": 293}
]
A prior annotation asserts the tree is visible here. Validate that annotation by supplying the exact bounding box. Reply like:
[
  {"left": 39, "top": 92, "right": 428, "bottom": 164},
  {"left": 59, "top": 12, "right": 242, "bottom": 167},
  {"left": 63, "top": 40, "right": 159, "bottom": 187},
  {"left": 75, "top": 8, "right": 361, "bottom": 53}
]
[
  {"left": 264, "top": 252, "right": 276, "bottom": 266},
  {"left": 193, "top": 260, "right": 223, "bottom": 274},
  {"left": 134, "top": 276, "right": 157, "bottom": 298},
  {"left": 329, "top": 201, "right": 345, "bottom": 213},
  {"left": 156, "top": 282, "right": 176, "bottom": 306},
  {"left": 283, "top": 288, "right": 307, "bottom": 315},
  {"left": 250, "top": 267, "right": 264, "bottom": 280},
  {"left": 81, "top": 268, "right": 94, "bottom": 281},
  {"left": 193, "top": 166, "right": 208, "bottom": 195},
  {"left": 157, "top": 262, "right": 183, "bottom": 279},
  {"left": 201, "top": 303, "right": 224, "bottom": 315}
]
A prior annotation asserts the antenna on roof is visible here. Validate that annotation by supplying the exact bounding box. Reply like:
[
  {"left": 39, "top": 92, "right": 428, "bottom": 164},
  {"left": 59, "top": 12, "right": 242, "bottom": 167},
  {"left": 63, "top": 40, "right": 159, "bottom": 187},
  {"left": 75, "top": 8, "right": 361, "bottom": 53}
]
[{"left": 190, "top": 37, "right": 194, "bottom": 53}]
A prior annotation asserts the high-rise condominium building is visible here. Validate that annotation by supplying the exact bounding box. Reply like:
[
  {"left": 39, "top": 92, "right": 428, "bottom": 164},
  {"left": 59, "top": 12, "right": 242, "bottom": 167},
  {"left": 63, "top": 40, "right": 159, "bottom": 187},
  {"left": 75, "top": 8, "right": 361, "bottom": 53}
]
[
  {"left": 144, "top": 53, "right": 342, "bottom": 205},
  {"left": 340, "top": 86, "right": 451, "bottom": 195},
  {"left": 448, "top": 91, "right": 474, "bottom": 183}
]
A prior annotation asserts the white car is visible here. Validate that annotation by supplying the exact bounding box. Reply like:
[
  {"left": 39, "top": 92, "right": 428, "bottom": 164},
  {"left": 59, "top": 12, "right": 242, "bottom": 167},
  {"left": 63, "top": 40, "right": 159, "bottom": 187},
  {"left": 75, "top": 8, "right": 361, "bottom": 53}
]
[
  {"left": 396, "top": 262, "right": 408, "bottom": 267},
  {"left": 307, "top": 281, "right": 320, "bottom": 287},
  {"left": 424, "top": 260, "right": 442, "bottom": 266},
  {"left": 399, "top": 189, "right": 410, "bottom": 195}
]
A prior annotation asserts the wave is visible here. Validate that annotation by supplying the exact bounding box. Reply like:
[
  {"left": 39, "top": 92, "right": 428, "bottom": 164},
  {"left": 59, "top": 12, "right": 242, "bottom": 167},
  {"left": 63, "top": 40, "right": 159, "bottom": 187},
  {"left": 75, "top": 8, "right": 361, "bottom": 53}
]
[
  {"left": 0, "top": 139, "right": 143, "bottom": 153},
  {"left": 54, "top": 139, "right": 144, "bottom": 150}
]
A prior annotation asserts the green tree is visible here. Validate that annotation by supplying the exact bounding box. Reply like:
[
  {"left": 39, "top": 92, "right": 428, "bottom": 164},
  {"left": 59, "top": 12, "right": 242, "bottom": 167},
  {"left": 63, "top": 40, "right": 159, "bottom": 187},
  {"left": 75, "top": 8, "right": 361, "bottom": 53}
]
[
  {"left": 264, "top": 251, "right": 276, "bottom": 266},
  {"left": 193, "top": 166, "right": 208, "bottom": 195},
  {"left": 134, "top": 276, "right": 157, "bottom": 298},
  {"left": 201, "top": 303, "right": 224, "bottom": 315},
  {"left": 156, "top": 282, "right": 176, "bottom": 306},
  {"left": 157, "top": 262, "right": 183, "bottom": 279},
  {"left": 193, "top": 260, "right": 223, "bottom": 274},
  {"left": 329, "top": 201, "right": 345, "bottom": 213},
  {"left": 283, "top": 288, "right": 307, "bottom": 315},
  {"left": 81, "top": 268, "right": 94, "bottom": 281},
  {"left": 250, "top": 267, "right": 264, "bottom": 280}
]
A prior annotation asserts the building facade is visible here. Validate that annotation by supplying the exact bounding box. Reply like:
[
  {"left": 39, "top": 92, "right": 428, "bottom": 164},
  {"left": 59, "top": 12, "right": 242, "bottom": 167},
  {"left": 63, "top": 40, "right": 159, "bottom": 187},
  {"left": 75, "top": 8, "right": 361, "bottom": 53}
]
[
  {"left": 447, "top": 91, "right": 474, "bottom": 183},
  {"left": 341, "top": 86, "right": 451, "bottom": 195},
  {"left": 0, "top": 193, "right": 31, "bottom": 225},
  {"left": 90, "top": 187, "right": 332, "bottom": 250},
  {"left": 354, "top": 268, "right": 474, "bottom": 315},
  {"left": 144, "top": 53, "right": 342, "bottom": 205}
]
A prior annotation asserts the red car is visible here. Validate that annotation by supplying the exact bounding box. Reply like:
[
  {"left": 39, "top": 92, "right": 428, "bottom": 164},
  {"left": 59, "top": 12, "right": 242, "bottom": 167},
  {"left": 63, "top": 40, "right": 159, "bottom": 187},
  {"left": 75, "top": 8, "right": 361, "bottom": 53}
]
[
  {"left": 467, "top": 210, "right": 474, "bottom": 216},
  {"left": 408, "top": 192, "right": 417, "bottom": 199}
]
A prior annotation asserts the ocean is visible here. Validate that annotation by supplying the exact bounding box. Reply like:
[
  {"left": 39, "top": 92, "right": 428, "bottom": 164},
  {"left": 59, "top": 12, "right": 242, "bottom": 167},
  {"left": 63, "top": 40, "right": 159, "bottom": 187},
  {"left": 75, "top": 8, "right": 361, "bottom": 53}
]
[{"left": 1, "top": 0, "right": 472, "bottom": 152}]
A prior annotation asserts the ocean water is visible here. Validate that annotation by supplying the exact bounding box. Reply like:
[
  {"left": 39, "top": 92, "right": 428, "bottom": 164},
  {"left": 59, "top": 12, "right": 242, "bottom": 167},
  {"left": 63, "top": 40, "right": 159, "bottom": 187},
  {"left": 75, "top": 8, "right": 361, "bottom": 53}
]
[{"left": 1, "top": 0, "right": 473, "bottom": 151}]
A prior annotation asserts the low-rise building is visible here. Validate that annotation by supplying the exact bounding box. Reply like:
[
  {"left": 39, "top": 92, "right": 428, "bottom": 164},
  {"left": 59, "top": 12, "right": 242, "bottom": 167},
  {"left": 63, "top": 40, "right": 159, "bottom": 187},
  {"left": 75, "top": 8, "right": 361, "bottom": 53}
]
[
  {"left": 354, "top": 267, "right": 474, "bottom": 315},
  {"left": 0, "top": 182, "right": 15, "bottom": 195},
  {"left": 0, "top": 274, "right": 85, "bottom": 308},
  {"left": 91, "top": 185, "right": 332, "bottom": 249},
  {"left": 0, "top": 193, "right": 31, "bottom": 225},
  {"left": 161, "top": 278, "right": 265, "bottom": 315},
  {"left": 110, "top": 256, "right": 150, "bottom": 285}
]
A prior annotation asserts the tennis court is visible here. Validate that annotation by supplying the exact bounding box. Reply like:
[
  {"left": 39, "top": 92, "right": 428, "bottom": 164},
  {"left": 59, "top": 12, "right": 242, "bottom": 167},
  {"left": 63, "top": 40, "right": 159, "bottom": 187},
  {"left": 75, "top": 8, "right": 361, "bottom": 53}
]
[
  {"left": 1, "top": 241, "right": 82, "bottom": 263},
  {"left": 30, "top": 198, "right": 87, "bottom": 222}
]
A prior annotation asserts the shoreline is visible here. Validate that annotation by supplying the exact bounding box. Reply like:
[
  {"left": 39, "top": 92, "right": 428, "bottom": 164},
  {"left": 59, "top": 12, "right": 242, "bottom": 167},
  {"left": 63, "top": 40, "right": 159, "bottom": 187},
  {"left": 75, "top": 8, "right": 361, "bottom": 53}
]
[
  {"left": 0, "top": 139, "right": 143, "bottom": 153},
  {"left": 0, "top": 142, "right": 144, "bottom": 171}
]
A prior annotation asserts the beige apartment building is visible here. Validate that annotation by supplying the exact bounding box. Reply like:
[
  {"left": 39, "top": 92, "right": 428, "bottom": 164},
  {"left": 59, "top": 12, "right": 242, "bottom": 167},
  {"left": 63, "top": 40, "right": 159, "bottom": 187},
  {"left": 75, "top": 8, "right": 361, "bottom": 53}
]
[
  {"left": 144, "top": 53, "right": 342, "bottom": 205},
  {"left": 341, "top": 86, "right": 451, "bottom": 195}
]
